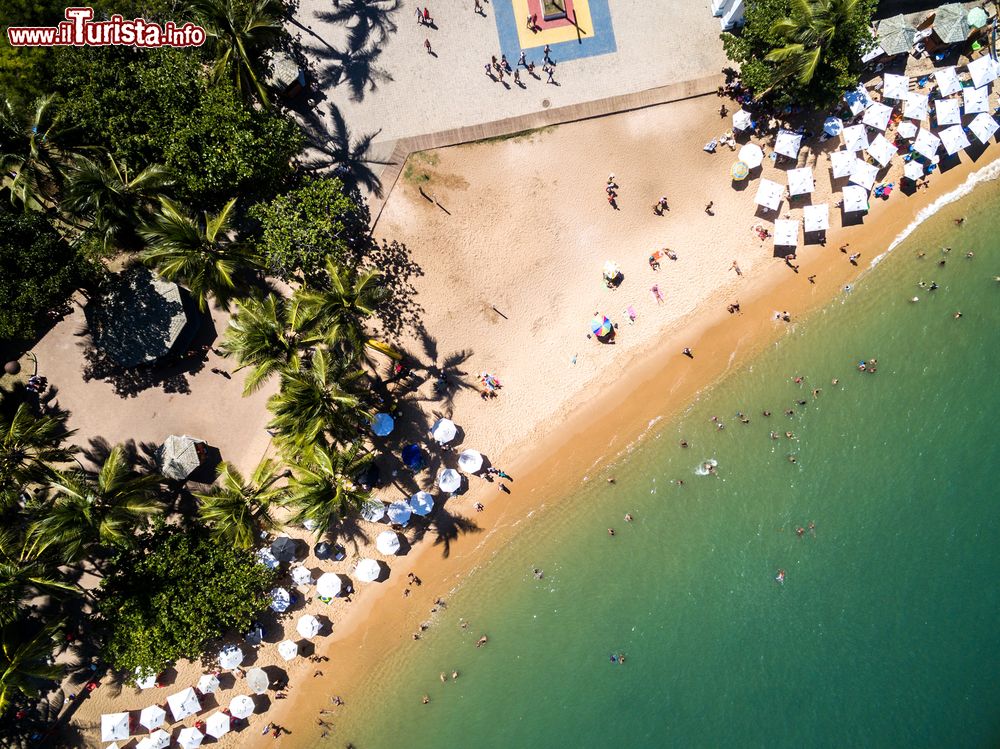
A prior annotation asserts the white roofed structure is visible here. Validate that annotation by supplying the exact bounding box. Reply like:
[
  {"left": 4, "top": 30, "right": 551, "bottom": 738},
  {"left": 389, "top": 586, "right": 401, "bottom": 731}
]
[
  {"left": 903, "top": 92, "right": 929, "bottom": 121},
  {"left": 773, "top": 219, "right": 799, "bottom": 247},
  {"left": 842, "top": 123, "right": 868, "bottom": 152},
  {"left": 968, "top": 112, "right": 999, "bottom": 144},
  {"left": 773, "top": 130, "right": 802, "bottom": 160},
  {"left": 912, "top": 129, "right": 941, "bottom": 160},
  {"left": 967, "top": 54, "right": 1000, "bottom": 89},
  {"left": 733, "top": 109, "right": 753, "bottom": 131},
  {"left": 935, "top": 98, "right": 961, "bottom": 126},
  {"left": 849, "top": 159, "right": 879, "bottom": 190},
  {"left": 866, "top": 134, "right": 897, "bottom": 167},
  {"left": 934, "top": 66, "right": 962, "bottom": 96},
  {"left": 830, "top": 150, "right": 855, "bottom": 179},
  {"left": 903, "top": 160, "right": 925, "bottom": 181},
  {"left": 786, "top": 167, "right": 814, "bottom": 196},
  {"left": 862, "top": 102, "right": 893, "bottom": 131},
  {"left": 803, "top": 204, "right": 829, "bottom": 233},
  {"left": 896, "top": 121, "right": 918, "bottom": 139},
  {"left": 844, "top": 85, "right": 873, "bottom": 116},
  {"left": 754, "top": 179, "right": 783, "bottom": 211},
  {"left": 939, "top": 124, "right": 970, "bottom": 155},
  {"left": 882, "top": 73, "right": 909, "bottom": 100},
  {"left": 842, "top": 185, "right": 869, "bottom": 213},
  {"left": 963, "top": 86, "right": 990, "bottom": 114}
]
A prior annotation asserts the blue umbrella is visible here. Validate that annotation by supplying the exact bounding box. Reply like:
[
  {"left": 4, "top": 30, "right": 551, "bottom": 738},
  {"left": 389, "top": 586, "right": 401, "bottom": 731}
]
[
  {"left": 401, "top": 444, "right": 425, "bottom": 470},
  {"left": 823, "top": 116, "right": 843, "bottom": 136},
  {"left": 371, "top": 412, "right": 394, "bottom": 436}
]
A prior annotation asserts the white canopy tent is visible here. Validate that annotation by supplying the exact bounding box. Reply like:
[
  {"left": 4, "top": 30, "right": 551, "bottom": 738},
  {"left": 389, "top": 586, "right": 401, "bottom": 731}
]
[
  {"left": 139, "top": 705, "right": 166, "bottom": 731},
  {"left": 408, "top": 491, "right": 435, "bottom": 516},
  {"left": 457, "top": 449, "right": 484, "bottom": 473},
  {"left": 963, "top": 85, "right": 990, "bottom": 114},
  {"left": 167, "top": 687, "right": 201, "bottom": 721},
  {"left": 903, "top": 92, "right": 929, "bottom": 121},
  {"left": 842, "top": 123, "right": 869, "bottom": 152},
  {"left": 754, "top": 179, "right": 784, "bottom": 211},
  {"left": 430, "top": 418, "right": 457, "bottom": 444},
  {"left": 101, "top": 713, "right": 130, "bottom": 743},
  {"left": 218, "top": 645, "right": 244, "bottom": 670},
  {"left": 290, "top": 565, "right": 313, "bottom": 586},
  {"left": 135, "top": 669, "right": 157, "bottom": 689},
  {"left": 935, "top": 98, "right": 961, "bottom": 126},
  {"left": 896, "top": 120, "right": 918, "bottom": 139},
  {"left": 939, "top": 124, "right": 971, "bottom": 155},
  {"left": 355, "top": 558, "right": 382, "bottom": 583},
  {"left": 842, "top": 185, "right": 870, "bottom": 213},
  {"left": 137, "top": 731, "right": 170, "bottom": 749},
  {"left": 205, "top": 713, "right": 231, "bottom": 740},
  {"left": 773, "top": 130, "right": 803, "bottom": 159},
  {"left": 849, "top": 159, "right": 880, "bottom": 190},
  {"left": 773, "top": 219, "right": 799, "bottom": 247},
  {"left": 968, "top": 112, "right": 1000, "bottom": 144},
  {"left": 316, "top": 572, "right": 342, "bottom": 598},
  {"left": 296, "top": 614, "right": 321, "bottom": 638},
  {"left": 882, "top": 73, "right": 909, "bottom": 100},
  {"left": 862, "top": 102, "right": 893, "bottom": 131},
  {"left": 733, "top": 109, "right": 753, "bottom": 131},
  {"left": 359, "top": 500, "right": 386, "bottom": 522},
  {"left": 844, "top": 85, "right": 873, "bottom": 116},
  {"left": 229, "top": 695, "right": 256, "bottom": 720},
  {"left": 967, "top": 54, "right": 1000, "bottom": 89},
  {"left": 738, "top": 143, "right": 764, "bottom": 168},
  {"left": 830, "top": 149, "right": 855, "bottom": 179},
  {"left": 786, "top": 167, "right": 814, "bottom": 196},
  {"left": 177, "top": 727, "right": 205, "bottom": 749},
  {"left": 277, "top": 639, "right": 298, "bottom": 661},
  {"left": 903, "top": 160, "right": 925, "bottom": 181},
  {"left": 912, "top": 129, "right": 942, "bottom": 160},
  {"left": 269, "top": 587, "right": 290, "bottom": 613},
  {"left": 197, "top": 673, "right": 220, "bottom": 694},
  {"left": 387, "top": 500, "right": 412, "bottom": 525},
  {"left": 803, "top": 204, "right": 830, "bottom": 233},
  {"left": 437, "top": 468, "right": 462, "bottom": 493},
  {"left": 866, "top": 134, "right": 897, "bottom": 167},
  {"left": 375, "top": 530, "right": 401, "bottom": 555},
  {"left": 934, "top": 66, "right": 962, "bottom": 96}
]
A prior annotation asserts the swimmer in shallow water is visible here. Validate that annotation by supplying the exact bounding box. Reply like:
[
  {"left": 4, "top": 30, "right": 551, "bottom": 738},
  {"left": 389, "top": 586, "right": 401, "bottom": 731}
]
[{"left": 776, "top": 570, "right": 785, "bottom": 583}]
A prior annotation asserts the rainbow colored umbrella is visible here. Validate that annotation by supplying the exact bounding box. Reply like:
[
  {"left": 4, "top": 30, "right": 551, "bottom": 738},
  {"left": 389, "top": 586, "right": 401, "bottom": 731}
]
[
  {"left": 590, "top": 315, "right": 613, "bottom": 337},
  {"left": 731, "top": 161, "right": 749, "bottom": 180}
]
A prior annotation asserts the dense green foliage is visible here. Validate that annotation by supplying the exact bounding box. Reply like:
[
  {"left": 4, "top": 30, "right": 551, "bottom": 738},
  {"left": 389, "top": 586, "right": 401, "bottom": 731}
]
[
  {"left": 721, "top": 0, "right": 876, "bottom": 108},
  {"left": 97, "top": 529, "right": 274, "bottom": 676}
]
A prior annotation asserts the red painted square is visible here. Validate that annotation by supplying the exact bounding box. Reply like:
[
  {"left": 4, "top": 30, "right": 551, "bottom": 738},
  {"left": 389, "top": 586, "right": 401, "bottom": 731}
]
[{"left": 525, "top": 0, "right": 576, "bottom": 30}]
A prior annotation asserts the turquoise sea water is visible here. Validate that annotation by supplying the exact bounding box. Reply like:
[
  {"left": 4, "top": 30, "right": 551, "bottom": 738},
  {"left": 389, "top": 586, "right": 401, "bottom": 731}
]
[{"left": 333, "top": 181, "right": 1000, "bottom": 749}]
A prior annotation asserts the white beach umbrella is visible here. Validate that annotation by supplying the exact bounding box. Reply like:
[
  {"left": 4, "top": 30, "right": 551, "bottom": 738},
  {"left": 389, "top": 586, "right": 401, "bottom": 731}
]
[
  {"left": 166, "top": 687, "right": 200, "bottom": 721},
  {"left": 904, "top": 160, "right": 925, "bottom": 181},
  {"left": 841, "top": 185, "right": 869, "bottom": 213},
  {"left": 355, "top": 558, "right": 382, "bottom": 583},
  {"left": 139, "top": 705, "right": 166, "bottom": 731},
  {"left": 457, "top": 449, "right": 484, "bottom": 473},
  {"left": 204, "top": 712, "right": 231, "bottom": 739},
  {"left": 218, "top": 644, "right": 244, "bottom": 670},
  {"left": 830, "top": 149, "right": 855, "bottom": 179},
  {"left": 866, "top": 134, "right": 897, "bottom": 168},
  {"left": 968, "top": 112, "right": 999, "bottom": 144},
  {"left": 822, "top": 116, "right": 843, "bottom": 136},
  {"left": 882, "top": 73, "right": 909, "bottom": 100},
  {"left": 371, "top": 412, "right": 394, "bottom": 437},
  {"left": 196, "top": 673, "right": 220, "bottom": 694},
  {"left": 137, "top": 730, "right": 170, "bottom": 749},
  {"left": 773, "top": 130, "right": 802, "bottom": 159},
  {"left": 903, "top": 92, "right": 929, "bottom": 121},
  {"left": 296, "top": 614, "right": 322, "bottom": 639},
  {"left": 732, "top": 109, "right": 753, "bottom": 131},
  {"left": 962, "top": 86, "right": 990, "bottom": 115},
  {"left": 277, "top": 639, "right": 299, "bottom": 661},
  {"left": 101, "top": 713, "right": 130, "bottom": 742},
  {"left": 939, "top": 124, "right": 970, "bottom": 155},
  {"left": 376, "top": 530, "right": 401, "bottom": 555},
  {"left": 896, "top": 121, "right": 918, "bottom": 139},
  {"left": 737, "top": 143, "right": 763, "bottom": 168},
  {"left": 229, "top": 694, "right": 256, "bottom": 720},
  {"left": 934, "top": 66, "right": 962, "bottom": 96},
  {"left": 849, "top": 159, "right": 879, "bottom": 190},
  {"left": 408, "top": 491, "right": 435, "bottom": 516},
  {"left": 255, "top": 547, "right": 280, "bottom": 570},
  {"left": 841, "top": 123, "right": 869, "bottom": 152},
  {"left": 773, "top": 219, "right": 799, "bottom": 248},
  {"left": 246, "top": 667, "right": 269, "bottom": 695},
  {"left": 430, "top": 418, "right": 457, "bottom": 444},
  {"left": 786, "top": 167, "right": 814, "bottom": 196},
  {"left": 912, "top": 129, "right": 942, "bottom": 160},
  {"left": 177, "top": 727, "right": 205, "bottom": 749},
  {"left": 437, "top": 468, "right": 462, "bottom": 493},
  {"left": 290, "top": 565, "right": 313, "bottom": 586},
  {"left": 316, "top": 572, "right": 342, "bottom": 598},
  {"left": 135, "top": 668, "right": 157, "bottom": 689},
  {"left": 753, "top": 178, "right": 783, "bottom": 211},
  {"left": 269, "top": 586, "right": 291, "bottom": 613},
  {"left": 803, "top": 204, "right": 829, "bottom": 233},
  {"left": 387, "top": 500, "right": 412, "bottom": 526},
  {"left": 843, "top": 84, "right": 873, "bottom": 116},
  {"left": 967, "top": 54, "right": 1000, "bottom": 89},
  {"left": 360, "top": 499, "right": 386, "bottom": 522},
  {"left": 862, "top": 102, "right": 893, "bottom": 131},
  {"left": 935, "top": 98, "right": 961, "bottom": 127}
]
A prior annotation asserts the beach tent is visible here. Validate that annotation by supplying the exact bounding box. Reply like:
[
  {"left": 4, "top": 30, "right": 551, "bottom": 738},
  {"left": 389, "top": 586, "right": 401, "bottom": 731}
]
[
  {"left": 866, "top": 134, "right": 897, "bottom": 167},
  {"left": 269, "top": 587, "right": 290, "bottom": 613},
  {"left": 849, "top": 159, "right": 880, "bottom": 190},
  {"left": 939, "top": 124, "right": 971, "bottom": 155},
  {"left": 773, "top": 130, "right": 802, "bottom": 159},
  {"left": 409, "top": 491, "right": 435, "bottom": 516},
  {"left": 896, "top": 121, "right": 918, "bottom": 139},
  {"left": 882, "top": 73, "right": 909, "bottom": 100},
  {"left": 842, "top": 185, "right": 870, "bottom": 213},
  {"left": 371, "top": 412, "right": 394, "bottom": 437},
  {"left": 156, "top": 435, "right": 205, "bottom": 481},
  {"left": 803, "top": 204, "right": 830, "bottom": 233},
  {"left": 316, "top": 572, "right": 341, "bottom": 598},
  {"left": 218, "top": 644, "right": 244, "bottom": 670},
  {"left": 876, "top": 14, "right": 915, "bottom": 56},
  {"left": 773, "top": 219, "right": 799, "bottom": 247},
  {"left": 290, "top": 565, "right": 313, "bottom": 586},
  {"left": 359, "top": 499, "right": 386, "bottom": 522},
  {"left": 355, "top": 558, "right": 382, "bottom": 583},
  {"left": 903, "top": 92, "right": 929, "bottom": 121},
  {"left": 830, "top": 150, "right": 855, "bottom": 179},
  {"left": 246, "top": 668, "right": 269, "bottom": 695},
  {"left": 177, "top": 727, "right": 205, "bottom": 749},
  {"left": 137, "top": 730, "right": 170, "bottom": 749},
  {"left": 139, "top": 705, "right": 166, "bottom": 731},
  {"left": 842, "top": 123, "right": 869, "bottom": 152},
  {"left": 732, "top": 109, "right": 753, "bottom": 131},
  {"left": 101, "top": 713, "right": 130, "bottom": 742},
  {"left": 229, "top": 695, "right": 256, "bottom": 719},
  {"left": 197, "top": 673, "right": 220, "bottom": 694},
  {"left": 935, "top": 98, "right": 961, "bottom": 127},
  {"left": 135, "top": 669, "right": 157, "bottom": 689},
  {"left": 376, "top": 530, "right": 401, "bottom": 555},
  {"left": 738, "top": 143, "right": 764, "bottom": 168},
  {"left": 205, "top": 713, "right": 231, "bottom": 740},
  {"left": 296, "top": 614, "right": 321, "bottom": 638},
  {"left": 387, "top": 500, "right": 412, "bottom": 525},
  {"left": 786, "top": 167, "right": 814, "bottom": 196},
  {"left": 754, "top": 179, "right": 783, "bottom": 211},
  {"left": 968, "top": 112, "right": 999, "bottom": 144},
  {"left": 844, "top": 85, "right": 874, "bottom": 116},
  {"left": 256, "top": 548, "right": 280, "bottom": 569},
  {"left": 862, "top": 102, "right": 893, "bottom": 131},
  {"left": 913, "top": 129, "right": 942, "bottom": 160},
  {"left": 903, "top": 160, "right": 925, "bottom": 181},
  {"left": 967, "top": 54, "right": 1000, "bottom": 88},
  {"left": 823, "top": 116, "right": 844, "bottom": 136},
  {"left": 963, "top": 86, "right": 990, "bottom": 114},
  {"left": 270, "top": 535, "right": 297, "bottom": 563},
  {"left": 934, "top": 66, "right": 962, "bottom": 97},
  {"left": 277, "top": 639, "right": 299, "bottom": 661},
  {"left": 457, "top": 449, "right": 484, "bottom": 473},
  {"left": 437, "top": 468, "right": 462, "bottom": 493},
  {"left": 933, "top": 3, "right": 969, "bottom": 44},
  {"left": 167, "top": 687, "right": 200, "bottom": 721},
  {"left": 430, "top": 418, "right": 457, "bottom": 444}
]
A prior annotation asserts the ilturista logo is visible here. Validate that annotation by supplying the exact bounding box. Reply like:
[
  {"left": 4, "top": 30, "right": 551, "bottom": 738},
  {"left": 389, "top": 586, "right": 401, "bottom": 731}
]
[{"left": 6, "top": 7, "right": 207, "bottom": 47}]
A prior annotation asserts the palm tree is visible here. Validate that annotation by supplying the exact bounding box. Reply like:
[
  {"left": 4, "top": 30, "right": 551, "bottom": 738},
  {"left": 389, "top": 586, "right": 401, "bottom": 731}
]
[
  {"left": 195, "top": 458, "right": 286, "bottom": 549},
  {"left": 0, "top": 530, "right": 76, "bottom": 627},
  {"left": 267, "top": 348, "right": 368, "bottom": 460},
  {"left": 287, "top": 443, "right": 370, "bottom": 535},
  {"left": 0, "top": 619, "right": 63, "bottom": 715},
  {"left": 0, "top": 404, "right": 76, "bottom": 512},
  {"left": 28, "top": 445, "right": 163, "bottom": 563},
  {"left": 140, "top": 197, "right": 255, "bottom": 311},
  {"left": 0, "top": 95, "right": 79, "bottom": 211},
  {"left": 188, "top": 0, "right": 285, "bottom": 103},
  {"left": 64, "top": 155, "right": 172, "bottom": 252},
  {"left": 765, "top": 0, "right": 862, "bottom": 88}
]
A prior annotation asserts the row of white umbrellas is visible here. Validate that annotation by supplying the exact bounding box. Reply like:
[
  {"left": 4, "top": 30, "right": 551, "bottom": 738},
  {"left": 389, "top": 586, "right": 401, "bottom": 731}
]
[{"left": 103, "top": 690, "right": 256, "bottom": 743}]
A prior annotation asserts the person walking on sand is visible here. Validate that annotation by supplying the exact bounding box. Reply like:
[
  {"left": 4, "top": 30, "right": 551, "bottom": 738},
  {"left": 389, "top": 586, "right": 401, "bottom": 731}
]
[
  {"left": 518, "top": 50, "right": 527, "bottom": 67},
  {"left": 543, "top": 44, "right": 552, "bottom": 64},
  {"left": 546, "top": 65, "right": 556, "bottom": 84},
  {"left": 474, "top": 0, "right": 483, "bottom": 13},
  {"left": 730, "top": 260, "right": 742, "bottom": 276},
  {"left": 514, "top": 68, "right": 521, "bottom": 85},
  {"left": 422, "top": 7, "right": 432, "bottom": 25},
  {"left": 705, "top": 201, "right": 714, "bottom": 215},
  {"left": 424, "top": 38, "right": 432, "bottom": 54},
  {"left": 501, "top": 53, "right": 511, "bottom": 72},
  {"left": 416, "top": 6, "right": 424, "bottom": 23}
]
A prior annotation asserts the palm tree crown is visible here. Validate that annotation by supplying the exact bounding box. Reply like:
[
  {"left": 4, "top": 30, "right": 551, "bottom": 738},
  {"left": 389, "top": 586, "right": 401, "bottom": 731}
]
[
  {"left": 766, "top": 0, "right": 862, "bottom": 86},
  {"left": 0, "top": 404, "right": 75, "bottom": 511},
  {"left": 0, "top": 530, "right": 76, "bottom": 627},
  {"left": 195, "top": 458, "right": 287, "bottom": 549},
  {"left": 287, "top": 443, "right": 370, "bottom": 536},
  {"left": 0, "top": 620, "right": 63, "bottom": 716},
  {"left": 0, "top": 95, "right": 78, "bottom": 211}
]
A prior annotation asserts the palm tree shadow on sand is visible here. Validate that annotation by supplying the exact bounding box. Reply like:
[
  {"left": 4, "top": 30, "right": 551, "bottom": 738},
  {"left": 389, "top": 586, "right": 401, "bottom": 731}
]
[
  {"left": 314, "top": 0, "right": 401, "bottom": 53},
  {"left": 298, "top": 104, "right": 392, "bottom": 197}
]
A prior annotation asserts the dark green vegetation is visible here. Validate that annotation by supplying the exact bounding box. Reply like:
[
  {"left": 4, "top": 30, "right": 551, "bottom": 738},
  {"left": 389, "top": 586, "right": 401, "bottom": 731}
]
[{"left": 722, "top": 0, "right": 877, "bottom": 108}]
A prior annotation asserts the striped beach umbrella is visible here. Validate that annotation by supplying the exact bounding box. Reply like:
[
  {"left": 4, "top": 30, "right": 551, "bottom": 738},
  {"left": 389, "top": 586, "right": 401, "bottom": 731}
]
[
  {"left": 731, "top": 161, "right": 749, "bottom": 180},
  {"left": 590, "top": 315, "right": 612, "bottom": 337}
]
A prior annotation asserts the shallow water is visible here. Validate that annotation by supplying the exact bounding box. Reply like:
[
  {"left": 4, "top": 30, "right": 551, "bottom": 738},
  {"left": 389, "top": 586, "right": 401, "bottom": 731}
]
[{"left": 331, "top": 181, "right": 1000, "bottom": 749}]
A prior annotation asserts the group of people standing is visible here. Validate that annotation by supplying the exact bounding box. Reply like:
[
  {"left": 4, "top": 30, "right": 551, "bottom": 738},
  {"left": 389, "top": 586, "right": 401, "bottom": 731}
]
[{"left": 485, "top": 45, "right": 557, "bottom": 86}]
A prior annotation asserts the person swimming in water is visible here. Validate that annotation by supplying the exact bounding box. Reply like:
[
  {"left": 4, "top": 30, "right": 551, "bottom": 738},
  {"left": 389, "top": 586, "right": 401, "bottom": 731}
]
[{"left": 775, "top": 570, "right": 785, "bottom": 583}]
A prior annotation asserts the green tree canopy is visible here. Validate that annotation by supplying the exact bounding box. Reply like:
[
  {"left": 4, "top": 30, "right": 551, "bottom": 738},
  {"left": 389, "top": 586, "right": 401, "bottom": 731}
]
[{"left": 96, "top": 528, "right": 274, "bottom": 677}]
